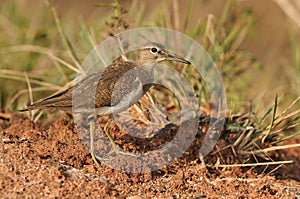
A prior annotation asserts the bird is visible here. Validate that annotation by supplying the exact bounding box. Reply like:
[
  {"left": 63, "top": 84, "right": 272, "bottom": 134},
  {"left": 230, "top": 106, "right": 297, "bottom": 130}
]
[{"left": 21, "top": 42, "right": 191, "bottom": 165}]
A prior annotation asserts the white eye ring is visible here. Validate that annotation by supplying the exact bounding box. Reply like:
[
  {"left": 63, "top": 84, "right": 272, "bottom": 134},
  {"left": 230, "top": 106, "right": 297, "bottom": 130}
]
[{"left": 150, "top": 47, "right": 158, "bottom": 54}]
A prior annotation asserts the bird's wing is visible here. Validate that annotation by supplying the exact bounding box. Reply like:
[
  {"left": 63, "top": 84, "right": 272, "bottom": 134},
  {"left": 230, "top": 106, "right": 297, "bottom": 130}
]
[{"left": 21, "top": 61, "right": 139, "bottom": 112}]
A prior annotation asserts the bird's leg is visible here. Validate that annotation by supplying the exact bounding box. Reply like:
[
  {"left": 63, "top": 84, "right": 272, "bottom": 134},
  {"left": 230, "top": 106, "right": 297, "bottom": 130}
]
[
  {"left": 104, "top": 118, "right": 136, "bottom": 157},
  {"left": 89, "top": 119, "right": 99, "bottom": 165},
  {"left": 88, "top": 116, "right": 111, "bottom": 165}
]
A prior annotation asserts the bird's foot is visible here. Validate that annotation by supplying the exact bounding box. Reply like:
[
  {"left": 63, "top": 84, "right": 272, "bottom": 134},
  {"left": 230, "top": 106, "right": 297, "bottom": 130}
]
[
  {"left": 91, "top": 151, "right": 113, "bottom": 165},
  {"left": 111, "top": 144, "right": 136, "bottom": 157},
  {"left": 91, "top": 146, "right": 136, "bottom": 165}
]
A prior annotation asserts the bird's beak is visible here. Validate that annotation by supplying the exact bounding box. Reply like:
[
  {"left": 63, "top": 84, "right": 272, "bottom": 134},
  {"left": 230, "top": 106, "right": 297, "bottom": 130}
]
[{"left": 166, "top": 53, "right": 191, "bottom": 64}]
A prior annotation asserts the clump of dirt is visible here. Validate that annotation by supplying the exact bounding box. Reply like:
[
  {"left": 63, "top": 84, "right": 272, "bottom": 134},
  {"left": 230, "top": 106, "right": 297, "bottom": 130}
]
[{"left": 0, "top": 113, "right": 299, "bottom": 198}]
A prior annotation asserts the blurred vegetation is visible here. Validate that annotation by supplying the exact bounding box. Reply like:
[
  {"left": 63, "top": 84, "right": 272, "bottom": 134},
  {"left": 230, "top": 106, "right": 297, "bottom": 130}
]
[
  {"left": 0, "top": 0, "right": 260, "bottom": 110},
  {"left": 288, "top": 25, "right": 300, "bottom": 97}
]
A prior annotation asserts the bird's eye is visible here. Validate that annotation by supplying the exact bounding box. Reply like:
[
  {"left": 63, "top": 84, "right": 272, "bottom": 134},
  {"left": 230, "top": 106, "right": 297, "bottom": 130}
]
[{"left": 150, "top": 47, "right": 158, "bottom": 54}]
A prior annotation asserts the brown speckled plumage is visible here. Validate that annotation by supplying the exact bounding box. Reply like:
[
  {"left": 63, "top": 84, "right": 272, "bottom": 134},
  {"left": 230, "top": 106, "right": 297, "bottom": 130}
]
[{"left": 22, "top": 43, "right": 191, "bottom": 115}]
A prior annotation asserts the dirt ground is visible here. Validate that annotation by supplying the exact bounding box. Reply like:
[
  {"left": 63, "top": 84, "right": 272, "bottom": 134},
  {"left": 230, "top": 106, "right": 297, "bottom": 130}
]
[
  {"left": 0, "top": 1, "right": 300, "bottom": 198},
  {"left": 0, "top": 112, "right": 300, "bottom": 198}
]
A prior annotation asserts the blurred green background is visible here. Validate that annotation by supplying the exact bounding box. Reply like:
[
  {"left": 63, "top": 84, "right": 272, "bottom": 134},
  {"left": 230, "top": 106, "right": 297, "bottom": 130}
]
[{"left": 0, "top": 0, "right": 299, "bottom": 116}]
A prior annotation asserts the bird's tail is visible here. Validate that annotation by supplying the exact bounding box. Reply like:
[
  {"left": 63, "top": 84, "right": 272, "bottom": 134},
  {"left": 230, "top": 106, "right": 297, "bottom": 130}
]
[{"left": 19, "top": 89, "right": 72, "bottom": 112}]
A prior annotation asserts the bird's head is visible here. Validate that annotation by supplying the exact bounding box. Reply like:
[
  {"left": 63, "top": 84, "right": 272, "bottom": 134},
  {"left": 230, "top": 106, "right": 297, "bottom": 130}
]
[{"left": 135, "top": 42, "right": 191, "bottom": 65}]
